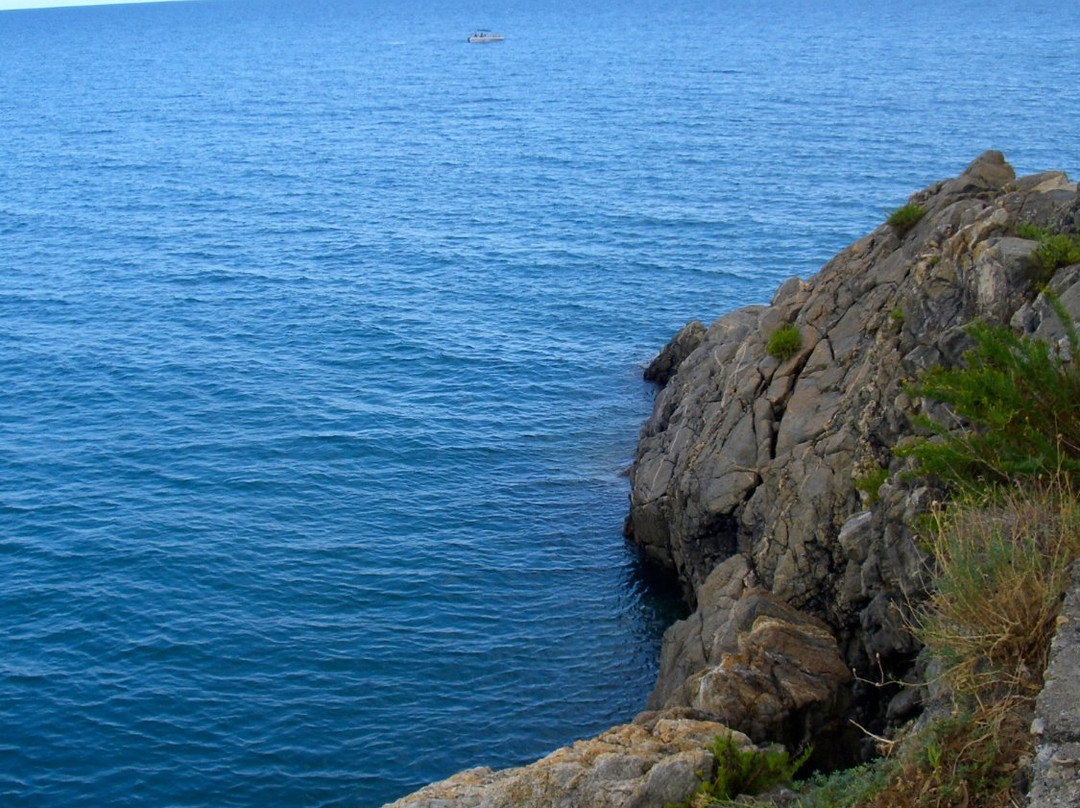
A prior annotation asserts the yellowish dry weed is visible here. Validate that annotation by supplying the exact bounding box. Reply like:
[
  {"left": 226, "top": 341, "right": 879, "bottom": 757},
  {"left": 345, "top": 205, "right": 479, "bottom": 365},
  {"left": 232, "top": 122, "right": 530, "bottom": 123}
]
[{"left": 918, "top": 479, "right": 1080, "bottom": 697}]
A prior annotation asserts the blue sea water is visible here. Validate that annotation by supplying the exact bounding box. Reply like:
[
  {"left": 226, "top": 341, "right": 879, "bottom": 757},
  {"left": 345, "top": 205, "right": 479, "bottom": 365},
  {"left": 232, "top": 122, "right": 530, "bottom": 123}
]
[{"left": 1, "top": 0, "right": 1078, "bottom": 805}]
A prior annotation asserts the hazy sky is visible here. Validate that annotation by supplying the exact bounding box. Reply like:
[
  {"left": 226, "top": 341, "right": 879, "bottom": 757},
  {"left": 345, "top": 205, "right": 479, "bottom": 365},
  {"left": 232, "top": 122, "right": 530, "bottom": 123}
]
[{"left": 0, "top": 0, "right": 186, "bottom": 10}]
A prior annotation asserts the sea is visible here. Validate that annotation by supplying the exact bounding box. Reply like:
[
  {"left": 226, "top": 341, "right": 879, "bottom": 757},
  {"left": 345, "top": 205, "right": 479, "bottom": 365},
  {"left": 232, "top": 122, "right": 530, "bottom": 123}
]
[{"left": 1, "top": 0, "right": 1078, "bottom": 805}]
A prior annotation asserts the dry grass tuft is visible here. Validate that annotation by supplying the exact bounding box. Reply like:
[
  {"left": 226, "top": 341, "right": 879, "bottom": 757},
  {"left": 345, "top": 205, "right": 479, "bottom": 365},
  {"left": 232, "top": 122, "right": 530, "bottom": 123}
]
[
  {"left": 868, "top": 476, "right": 1080, "bottom": 808},
  {"left": 917, "top": 479, "right": 1080, "bottom": 698},
  {"left": 865, "top": 698, "right": 1032, "bottom": 808},
  {"left": 796, "top": 476, "right": 1080, "bottom": 808}
]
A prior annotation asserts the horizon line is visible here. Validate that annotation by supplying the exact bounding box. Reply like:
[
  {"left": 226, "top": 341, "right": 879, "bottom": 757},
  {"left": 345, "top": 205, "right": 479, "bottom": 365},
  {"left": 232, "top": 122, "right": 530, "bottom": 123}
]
[{"left": 0, "top": 0, "right": 199, "bottom": 12}]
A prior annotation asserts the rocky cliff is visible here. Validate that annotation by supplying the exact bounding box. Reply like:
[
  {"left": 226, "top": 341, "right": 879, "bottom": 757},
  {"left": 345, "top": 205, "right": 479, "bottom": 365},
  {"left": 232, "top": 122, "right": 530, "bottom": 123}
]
[
  {"left": 625, "top": 151, "right": 1080, "bottom": 758},
  {"left": 384, "top": 153, "right": 1080, "bottom": 808}
]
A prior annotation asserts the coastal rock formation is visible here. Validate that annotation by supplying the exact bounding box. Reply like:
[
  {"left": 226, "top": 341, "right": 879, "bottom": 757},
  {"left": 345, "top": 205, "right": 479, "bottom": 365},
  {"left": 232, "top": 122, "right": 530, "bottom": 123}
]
[
  {"left": 643, "top": 320, "right": 707, "bottom": 386},
  {"left": 383, "top": 711, "right": 738, "bottom": 808},
  {"left": 384, "top": 154, "right": 1080, "bottom": 807},
  {"left": 628, "top": 151, "right": 1069, "bottom": 613},
  {"left": 646, "top": 556, "right": 853, "bottom": 761},
  {"left": 625, "top": 152, "right": 1080, "bottom": 747}
]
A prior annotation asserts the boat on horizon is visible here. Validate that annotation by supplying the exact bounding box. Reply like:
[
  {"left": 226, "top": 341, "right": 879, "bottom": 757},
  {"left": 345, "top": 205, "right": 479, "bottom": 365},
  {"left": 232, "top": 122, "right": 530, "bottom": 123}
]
[{"left": 467, "top": 31, "right": 505, "bottom": 43}]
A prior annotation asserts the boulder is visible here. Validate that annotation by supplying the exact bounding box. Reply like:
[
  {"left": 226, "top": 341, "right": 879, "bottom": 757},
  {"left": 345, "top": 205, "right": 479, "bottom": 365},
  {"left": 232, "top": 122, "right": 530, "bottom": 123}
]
[
  {"left": 643, "top": 320, "right": 707, "bottom": 386},
  {"left": 648, "top": 558, "right": 852, "bottom": 763},
  {"left": 382, "top": 711, "right": 741, "bottom": 808}
]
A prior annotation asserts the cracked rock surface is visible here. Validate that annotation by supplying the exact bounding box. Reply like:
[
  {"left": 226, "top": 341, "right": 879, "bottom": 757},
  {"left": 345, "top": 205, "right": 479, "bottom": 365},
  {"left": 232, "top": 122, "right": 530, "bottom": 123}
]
[
  {"left": 385, "top": 154, "right": 1080, "bottom": 808},
  {"left": 626, "top": 151, "right": 1080, "bottom": 750},
  {"left": 382, "top": 711, "right": 739, "bottom": 808}
]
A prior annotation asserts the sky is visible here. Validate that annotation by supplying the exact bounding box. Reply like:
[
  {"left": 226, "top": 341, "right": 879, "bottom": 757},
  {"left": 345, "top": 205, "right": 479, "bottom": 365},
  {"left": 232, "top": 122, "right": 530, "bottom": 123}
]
[{"left": 0, "top": 0, "right": 187, "bottom": 10}]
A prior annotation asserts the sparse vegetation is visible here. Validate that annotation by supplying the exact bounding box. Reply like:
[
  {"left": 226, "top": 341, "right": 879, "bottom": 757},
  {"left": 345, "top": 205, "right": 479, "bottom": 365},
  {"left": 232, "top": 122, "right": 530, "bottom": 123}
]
[
  {"left": 886, "top": 203, "right": 927, "bottom": 237},
  {"left": 767, "top": 323, "right": 803, "bottom": 361},
  {"left": 898, "top": 308, "right": 1080, "bottom": 488},
  {"left": 862, "top": 703, "right": 1030, "bottom": 808},
  {"left": 1015, "top": 221, "right": 1080, "bottom": 282},
  {"left": 889, "top": 307, "right": 905, "bottom": 334},
  {"left": 795, "top": 762, "right": 891, "bottom": 808},
  {"left": 685, "top": 733, "right": 812, "bottom": 807},
  {"left": 792, "top": 301, "right": 1080, "bottom": 808},
  {"left": 854, "top": 466, "right": 889, "bottom": 504},
  {"left": 918, "top": 482, "right": 1080, "bottom": 696}
]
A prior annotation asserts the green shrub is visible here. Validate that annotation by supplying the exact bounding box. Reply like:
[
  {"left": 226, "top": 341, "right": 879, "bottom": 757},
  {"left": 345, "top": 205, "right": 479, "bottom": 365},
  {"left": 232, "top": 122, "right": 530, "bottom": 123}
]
[
  {"left": 1032, "top": 233, "right": 1080, "bottom": 280},
  {"left": 688, "top": 734, "right": 812, "bottom": 806},
  {"left": 1014, "top": 221, "right": 1080, "bottom": 282},
  {"left": 854, "top": 466, "right": 889, "bottom": 504},
  {"left": 767, "top": 323, "right": 803, "bottom": 361},
  {"left": 795, "top": 762, "right": 891, "bottom": 808},
  {"left": 899, "top": 310, "right": 1080, "bottom": 488},
  {"left": 886, "top": 203, "right": 926, "bottom": 237}
]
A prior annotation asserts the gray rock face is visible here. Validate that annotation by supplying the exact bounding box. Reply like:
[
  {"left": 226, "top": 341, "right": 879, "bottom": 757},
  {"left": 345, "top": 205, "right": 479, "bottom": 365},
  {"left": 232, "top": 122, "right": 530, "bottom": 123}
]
[
  {"left": 1029, "top": 568, "right": 1080, "bottom": 808},
  {"left": 626, "top": 151, "right": 1080, "bottom": 745},
  {"left": 384, "top": 154, "right": 1080, "bottom": 808}
]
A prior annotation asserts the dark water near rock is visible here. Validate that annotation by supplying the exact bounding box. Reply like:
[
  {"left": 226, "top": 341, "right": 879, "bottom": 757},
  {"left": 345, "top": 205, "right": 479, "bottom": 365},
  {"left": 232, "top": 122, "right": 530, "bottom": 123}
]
[{"left": 0, "top": 0, "right": 1077, "bottom": 805}]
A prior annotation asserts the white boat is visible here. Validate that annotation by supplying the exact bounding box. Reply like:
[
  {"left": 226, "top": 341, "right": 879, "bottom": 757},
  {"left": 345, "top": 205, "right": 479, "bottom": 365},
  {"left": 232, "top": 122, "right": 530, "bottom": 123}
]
[{"left": 468, "top": 31, "right": 505, "bottom": 43}]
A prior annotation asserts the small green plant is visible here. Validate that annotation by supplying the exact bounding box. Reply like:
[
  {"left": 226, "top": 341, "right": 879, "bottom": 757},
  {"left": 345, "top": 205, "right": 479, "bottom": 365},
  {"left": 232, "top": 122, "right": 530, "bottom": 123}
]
[
  {"left": 888, "top": 307, "right": 905, "bottom": 334},
  {"left": 794, "top": 762, "right": 891, "bottom": 808},
  {"left": 1014, "top": 221, "right": 1080, "bottom": 282},
  {"left": 1015, "top": 221, "right": 1049, "bottom": 241},
  {"left": 1032, "top": 233, "right": 1080, "bottom": 280},
  {"left": 767, "top": 323, "right": 803, "bottom": 361},
  {"left": 886, "top": 203, "right": 927, "bottom": 237},
  {"left": 855, "top": 466, "right": 890, "bottom": 504},
  {"left": 687, "top": 733, "right": 812, "bottom": 806}
]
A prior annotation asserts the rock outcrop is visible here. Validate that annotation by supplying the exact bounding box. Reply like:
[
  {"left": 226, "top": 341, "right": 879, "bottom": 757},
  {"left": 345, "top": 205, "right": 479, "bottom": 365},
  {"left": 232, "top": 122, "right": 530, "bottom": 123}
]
[
  {"left": 384, "top": 154, "right": 1080, "bottom": 808},
  {"left": 643, "top": 320, "right": 707, "bottom": 386},
  {"left": 626, "top": 151, "right": 1080, "bottom": 750},
  {"left": 383, "top": 711, "right": 738, "bottom": 808},
  {"left": 646, "top": 556, "right": 854, "bottom": 767}
]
